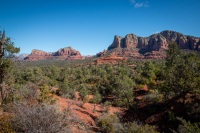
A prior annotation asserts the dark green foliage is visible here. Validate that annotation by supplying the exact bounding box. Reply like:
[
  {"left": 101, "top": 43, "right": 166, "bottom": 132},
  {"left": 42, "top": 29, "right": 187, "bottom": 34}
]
[
  {"left": 3, "top": 37, "right": 20, "bottom": 58},
  {"left": 160, "top": 43, "right": 200, "bottom": 97},
  {"left": 0, "top": 31, "right": 20, "bottom": 105},
  {"left": 92, "top": 91, "right": 102, "bottom": 104},
  {"left": 96, "top": 113, "right": 120, "bottom": 133},
  {"left": 38, "top": 85, "right": 56, "bottom": 104},
  {"left": 0, "top": 58, "right": 14, "bottom": 86},
  {"left": 141, "top": 61, "right": 156, "bottom": 85}
]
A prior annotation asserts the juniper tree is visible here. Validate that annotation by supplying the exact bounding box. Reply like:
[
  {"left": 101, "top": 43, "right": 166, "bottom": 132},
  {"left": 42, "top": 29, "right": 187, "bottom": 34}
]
[
  {"left": 161, "top": 42, "right": 200, "bottom": 98},
  {"left": 0, "top": 30, "right": 20, "bottom": 105}
]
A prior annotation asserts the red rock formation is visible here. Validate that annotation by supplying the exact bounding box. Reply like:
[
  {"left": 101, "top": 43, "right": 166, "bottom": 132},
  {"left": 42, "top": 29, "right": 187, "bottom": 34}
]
[
  {"left": 106, "top": 30, "right": 200, "bottom": 59},
  {"left": 25, "top": 47, "right": 84, "bottom": 60}
]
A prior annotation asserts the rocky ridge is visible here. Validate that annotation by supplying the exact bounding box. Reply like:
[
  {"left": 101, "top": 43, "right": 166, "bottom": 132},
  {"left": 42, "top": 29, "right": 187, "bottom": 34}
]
[
  {"left": 25, "top": 47, "right": 84, "bottom": 60},
  {"left": 102, "top": 30, "right": 200, "bottom": 59}
]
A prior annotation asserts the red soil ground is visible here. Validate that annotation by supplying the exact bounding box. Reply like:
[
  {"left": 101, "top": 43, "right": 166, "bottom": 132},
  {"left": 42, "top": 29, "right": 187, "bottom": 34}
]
[{"left": 55, "top": 95, "right": 125, "bottom": 133}]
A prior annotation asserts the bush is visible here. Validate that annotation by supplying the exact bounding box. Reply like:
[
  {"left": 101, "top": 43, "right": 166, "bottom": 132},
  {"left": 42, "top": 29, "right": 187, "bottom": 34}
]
[
  {"left": 13, "top": 82, "right": 39, "bottom": 105},
  {"left": 178, "top": 118, "right": 200, "bottom": 133},
  {"left": 38, "top": 84, "right": 56, "bottom": 104},
  {"left": 143, "top": 90, "right": 163, "bottom": 103},
  {"left": 10, "top": 103, "right": 71, "bottom": 133},
  {"left": 96, "top": 114, "right": 158, "bottom": 133},
  {"left": 13, "top": 83, "right": 56, "bottom": 105},
  {"left": 122, "top": 121, "right": 158, "bottom": 133},
  {"left": 96, "top": 113, "right": 121, "bottom": 133}
]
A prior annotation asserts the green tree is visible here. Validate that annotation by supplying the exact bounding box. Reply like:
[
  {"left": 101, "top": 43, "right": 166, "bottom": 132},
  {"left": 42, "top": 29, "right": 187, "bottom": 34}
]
[
  {"left": 38, "top": 84, "right": 56, "bottom": 104},
  {"left": 113, "top": 76, "right": 135, "bottom": 107},
  {"left": 0, "top": 31, "right": 20, "bottom": 105},
  {"left": 165, "top": 42, "right": 182, "bottom": 68},
  {"left": 161, "top": 42, "right": 200, "bottom": 98},
  {"left": 141, "top": 61, "right": 156, "bottom": 85}
]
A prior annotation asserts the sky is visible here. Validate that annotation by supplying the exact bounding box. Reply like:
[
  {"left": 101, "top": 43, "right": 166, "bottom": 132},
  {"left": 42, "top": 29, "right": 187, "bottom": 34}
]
[{"left": 0, "top": 0, "right": 200, "bottom": 55}]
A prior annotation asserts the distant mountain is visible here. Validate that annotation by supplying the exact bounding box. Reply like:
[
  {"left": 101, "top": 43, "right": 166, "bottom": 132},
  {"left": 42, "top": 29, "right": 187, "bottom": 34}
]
[
  {"left": 25, "top": 47, "right": 84, "bottom": 60},
  {"left": 17, "top": 53, "right": 29, "bottom": 60},
  {"left": 98, "top": 30, "right": 200, "bottom": 59},
  {"left": 20, "top": 30, "right": 200, "bottom": 61}
]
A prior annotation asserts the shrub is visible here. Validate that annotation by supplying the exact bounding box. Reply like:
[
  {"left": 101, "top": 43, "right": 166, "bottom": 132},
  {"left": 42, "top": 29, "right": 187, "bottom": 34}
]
[
  {"left": 142, "top": 90, "right": 163, "bottom": 103},
  {"left": 38, "top": 84, "right": 56, "bottom": 104},
  {"left": 13, "top": 83, "right": 56, "bottom": 105},
  {"left": 13, "top": 82, "right": 39, "bottom": 105},
  {"left": 103, "top": 101, "right": 112, "bottom": 112},
  {"left": 96, "top": 113, "right": 121, "bottom": 133},
  {"left": 178, "top": 117, "right": 200, "bottom": 133},
  {"left": 10, "top": 103, "right": 71, "bottom": 133},
  {"left": 122, "top": 121, "right": 158, "bottom": 133}
]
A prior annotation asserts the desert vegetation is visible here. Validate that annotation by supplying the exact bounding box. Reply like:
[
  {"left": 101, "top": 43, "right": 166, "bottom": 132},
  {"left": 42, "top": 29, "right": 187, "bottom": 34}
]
[{"left": 0, "top": 30, "right": 200, "bottom": 132}]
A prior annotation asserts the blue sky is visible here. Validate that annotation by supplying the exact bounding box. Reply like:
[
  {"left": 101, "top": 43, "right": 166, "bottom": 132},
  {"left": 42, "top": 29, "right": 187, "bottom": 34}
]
[{"left": 0, "top": 0, "right": 200, "bottom": 55}]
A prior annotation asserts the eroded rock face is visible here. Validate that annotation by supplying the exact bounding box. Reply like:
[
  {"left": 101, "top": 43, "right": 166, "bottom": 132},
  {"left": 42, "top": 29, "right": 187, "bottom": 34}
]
[
  {"left": 53, "top": 47, "right": 81, "bottom": 56},
  {"left": 124, "top": 34, "right": 138, "bottom": 48},
  {"left": 108, "top": 35, "right": 123, "bottom": 50},
  {"left": 25, "top": 47, "right": 84, "bottom": 60},
  {"left": 106, "top": 30, "right": 200, "bottom": 59}
]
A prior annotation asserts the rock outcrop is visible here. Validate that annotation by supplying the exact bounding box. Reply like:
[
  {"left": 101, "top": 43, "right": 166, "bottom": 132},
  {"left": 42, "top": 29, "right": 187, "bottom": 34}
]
[
  {"left": 25, "top": 47, "right": 84, "bottom": 60},
  {"left": 106, "top": 30, "right": 200, "bottom": 59}
]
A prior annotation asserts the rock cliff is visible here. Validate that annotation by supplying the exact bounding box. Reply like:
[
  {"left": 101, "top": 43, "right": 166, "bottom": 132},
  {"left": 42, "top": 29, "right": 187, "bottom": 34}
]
[
  {"left": 105, "top": 30, "right": 200, "bottom": 59},
  {"left": 25, "top": 47, "right": 84, "bottom": 60}
]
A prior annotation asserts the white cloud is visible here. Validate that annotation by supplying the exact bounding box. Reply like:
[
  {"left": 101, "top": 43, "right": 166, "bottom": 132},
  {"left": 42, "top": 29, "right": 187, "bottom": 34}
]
[{"left": 130, "top": 0, "right": 149, "bottom": 8}]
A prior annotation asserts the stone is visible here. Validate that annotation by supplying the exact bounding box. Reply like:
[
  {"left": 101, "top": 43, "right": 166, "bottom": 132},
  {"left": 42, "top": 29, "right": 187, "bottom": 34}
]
[{"left": 108, "top": 35, "right": 123, "bottom": 50}]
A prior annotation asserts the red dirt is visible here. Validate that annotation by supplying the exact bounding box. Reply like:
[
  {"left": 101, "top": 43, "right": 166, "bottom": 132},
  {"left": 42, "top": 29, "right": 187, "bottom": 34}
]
[{"left": 55, "top": 95, "right": 125, "bottom": 133}]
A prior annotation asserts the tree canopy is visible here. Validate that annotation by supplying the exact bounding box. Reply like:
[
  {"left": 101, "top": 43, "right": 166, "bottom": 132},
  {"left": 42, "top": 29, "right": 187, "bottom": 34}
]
[
  {"left": 161, "top": 42, "right": 200, "bottom": 97},
  {"left": 0, "top": 30, "right": 20, "bottom": 105},
  {"left": 0, "top": 31, "right": 20, "bottom": 58}
]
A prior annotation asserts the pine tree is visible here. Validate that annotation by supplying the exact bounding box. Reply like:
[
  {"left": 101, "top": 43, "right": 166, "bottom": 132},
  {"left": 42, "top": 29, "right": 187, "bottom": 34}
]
[{"left": 0, "top": 30, "right": 20, "bottom": 105}]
